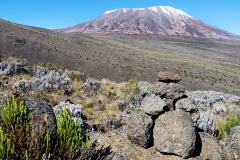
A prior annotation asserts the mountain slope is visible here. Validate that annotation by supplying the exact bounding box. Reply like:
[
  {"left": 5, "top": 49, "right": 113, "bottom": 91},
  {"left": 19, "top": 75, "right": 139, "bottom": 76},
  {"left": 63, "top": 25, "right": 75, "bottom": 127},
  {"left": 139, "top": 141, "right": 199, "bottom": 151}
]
[
  {"left": 58, "top": 6, "right": 239, "bottom": 39},
  {"left": 1, "top": 19, "right": 240, "bottom": 95}
]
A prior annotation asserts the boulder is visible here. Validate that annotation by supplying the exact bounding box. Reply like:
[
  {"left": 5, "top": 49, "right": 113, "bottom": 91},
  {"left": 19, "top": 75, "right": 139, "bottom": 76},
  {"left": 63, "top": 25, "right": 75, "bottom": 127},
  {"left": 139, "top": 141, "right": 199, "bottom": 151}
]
[
  {"left": 127, "top": 112, "right": 154, "bottom": 148},
  {"left": 191, "top": 132, "right": 233, "bottom": 160},
  {"left": 228, "top": 126, "right": 240, "bottom": 159},
  {"left": 153, "top": 110, "right": 196, "bottom": 158},
  {"left": 22, "top": 95, "right": 57, "bottom": 141},
  {"left": 158, "top": 72, "right": 181, "bottom": 83},
  {"left": 175, "top": 98, "right": 197, "bottom": 113},
  {"left": 141, "top": 94, "right": 167, "bottom": 116},
  {"left": 153, "top": 82, "right": 186, "bottom": 100},
  {"left": 0, "top": 62, "right": 28, "bottom": 75},
  {"left": 54, "top": 101, "right": 84, "bottom": 126}
]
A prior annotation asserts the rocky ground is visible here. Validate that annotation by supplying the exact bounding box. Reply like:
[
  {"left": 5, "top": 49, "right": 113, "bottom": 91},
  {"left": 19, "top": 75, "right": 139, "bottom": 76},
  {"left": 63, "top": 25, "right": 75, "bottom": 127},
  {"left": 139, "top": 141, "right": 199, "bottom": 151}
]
[{"left": 0, "top": 60, "right": 240, "bottom": 160}]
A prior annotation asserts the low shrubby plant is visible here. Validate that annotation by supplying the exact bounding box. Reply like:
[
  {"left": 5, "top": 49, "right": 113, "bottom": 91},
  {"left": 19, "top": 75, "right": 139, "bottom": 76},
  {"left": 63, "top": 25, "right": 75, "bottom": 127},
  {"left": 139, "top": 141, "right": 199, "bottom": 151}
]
[
  {"left": 53, "top": 106, "right": 90, "bottom": 159},
  {"left": 0, "top": 96, "right": 112, "bottom": 160},
  {"left": 218, "top": 111, "right": 240, "bottom": 138},
  {"left": 0, "top": 96, "right": 49, "bottom": 159}
]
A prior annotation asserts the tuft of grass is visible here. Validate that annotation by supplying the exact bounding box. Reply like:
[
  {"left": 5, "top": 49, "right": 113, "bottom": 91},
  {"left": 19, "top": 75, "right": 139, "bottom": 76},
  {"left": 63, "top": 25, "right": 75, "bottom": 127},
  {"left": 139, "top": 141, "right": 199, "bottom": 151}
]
[
  {"left": 36, "top": 62, "right": 61, "bottom": 71},
  {"left": 218, "top": 111, "right": 240, "bottom": 139},
  {"left": 67, "top": 71, "right": 87, "bottom": 82},
  {"left": 122, "top": 79, "right": 140, "bottom": 97}
]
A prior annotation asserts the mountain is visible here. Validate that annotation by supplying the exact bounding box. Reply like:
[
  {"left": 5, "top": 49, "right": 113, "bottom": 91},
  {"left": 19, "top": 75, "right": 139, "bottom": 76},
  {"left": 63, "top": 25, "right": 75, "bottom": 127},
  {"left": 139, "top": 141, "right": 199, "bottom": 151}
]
[{"left": 58, "top": 6, "right": 239, "bottom": 39}]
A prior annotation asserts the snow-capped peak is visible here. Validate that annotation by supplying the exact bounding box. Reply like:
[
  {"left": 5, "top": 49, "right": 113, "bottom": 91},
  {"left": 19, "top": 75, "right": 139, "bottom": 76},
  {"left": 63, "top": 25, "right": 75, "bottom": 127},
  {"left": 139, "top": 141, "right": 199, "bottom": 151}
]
[
  {"left": 104, "top": 6, "right": 192, "bottom": 18},
  {"left": 104, "top": 9, "right": 119, "bottom": 14}
]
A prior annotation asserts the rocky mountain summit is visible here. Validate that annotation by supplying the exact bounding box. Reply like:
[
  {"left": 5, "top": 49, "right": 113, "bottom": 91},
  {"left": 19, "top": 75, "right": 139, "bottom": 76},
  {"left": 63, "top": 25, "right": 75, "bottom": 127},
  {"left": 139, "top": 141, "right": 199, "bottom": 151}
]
[
  {"left": 58, "top": 6, "right": 240, "bottom": 39},
  {"left": 0, "top": 60, "right": 240, "bottom": 159}
]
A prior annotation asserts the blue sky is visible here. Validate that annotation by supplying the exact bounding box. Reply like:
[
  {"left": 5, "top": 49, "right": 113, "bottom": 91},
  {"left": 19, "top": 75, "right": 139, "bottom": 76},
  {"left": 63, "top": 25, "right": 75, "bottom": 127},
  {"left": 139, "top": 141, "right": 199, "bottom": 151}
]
[{"left": 1, "top": 0, "right": 240, "bottom": 35}]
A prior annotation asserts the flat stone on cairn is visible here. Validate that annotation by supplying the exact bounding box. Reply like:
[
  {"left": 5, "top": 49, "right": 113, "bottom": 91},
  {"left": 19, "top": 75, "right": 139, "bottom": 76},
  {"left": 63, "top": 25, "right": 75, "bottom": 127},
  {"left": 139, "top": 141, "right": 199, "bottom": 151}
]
[{"left": 158, "top": 72, "right": 181, "bottom": 83}]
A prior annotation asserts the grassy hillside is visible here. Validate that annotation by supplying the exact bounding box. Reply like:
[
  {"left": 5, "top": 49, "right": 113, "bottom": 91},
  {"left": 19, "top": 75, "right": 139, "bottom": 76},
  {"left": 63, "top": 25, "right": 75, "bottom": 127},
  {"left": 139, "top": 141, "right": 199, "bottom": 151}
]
[{"left": 0, "top": 19, "right": 240, "bottom": 95}]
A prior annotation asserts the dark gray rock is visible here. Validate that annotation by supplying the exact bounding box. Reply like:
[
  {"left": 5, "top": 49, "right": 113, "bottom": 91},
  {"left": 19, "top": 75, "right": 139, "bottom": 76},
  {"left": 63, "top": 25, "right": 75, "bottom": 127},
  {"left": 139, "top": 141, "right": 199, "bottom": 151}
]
[
  {"left": 54, "top": 101, "right": 84, "bottom": 126},
  {"left": 175, "top": 98, "right": 197, "bottom": 113},
  {"left": 22, "top": 95, "right": 57, "bottom": 141},
  {"left": 141, "top": 94, "right": 167, "bottom": 116},
  {"left": 127, "top": 112, "right": 154, "bottom": 148},
  {"left": 82, "top": 79, "right": 101, "bottom": 96},
  {"left": 0, "top": 62, "right": 28, "bottom": 75},
  {"left": 191, "top": 132, "right": 234, "bottom": 160},
  {"left": 153, "top": 110, "right": 196, "bottom": 158},
  {"left": 158, "top": 71, "right": 181, "bottom": 83},
  {"left": 153, "top": 82, "right": 186, "bottom": 100},
  {"left": 229, "top": 126, "right": 240, "bottom": 159},
  {"left": 163, "top": 98, "right": 175, "bottom": 110}
]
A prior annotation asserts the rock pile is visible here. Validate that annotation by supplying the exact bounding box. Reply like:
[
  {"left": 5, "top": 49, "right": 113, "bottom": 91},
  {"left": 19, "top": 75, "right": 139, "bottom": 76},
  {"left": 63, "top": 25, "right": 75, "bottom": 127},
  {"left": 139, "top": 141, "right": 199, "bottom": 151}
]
[{"left": 126, "top": 71, "right": 239, "bottom": 159}]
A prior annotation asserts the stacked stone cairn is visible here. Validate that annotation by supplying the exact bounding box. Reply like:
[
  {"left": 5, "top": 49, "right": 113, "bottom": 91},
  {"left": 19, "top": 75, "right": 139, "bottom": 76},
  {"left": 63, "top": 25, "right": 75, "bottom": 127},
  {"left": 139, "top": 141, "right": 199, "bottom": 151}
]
[{"left": 127, "top": 72, "right": 237, "bottom": 159}]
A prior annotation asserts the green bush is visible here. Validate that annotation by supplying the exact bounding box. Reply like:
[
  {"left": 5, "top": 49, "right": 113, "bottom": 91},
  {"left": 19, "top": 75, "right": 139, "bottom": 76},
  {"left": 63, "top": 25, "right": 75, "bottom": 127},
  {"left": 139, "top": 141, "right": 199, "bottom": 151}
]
[
  {"left": 122, "top": 79, "right": 140, "bottom": 96},
  {"left": 0, "top": 96, "right": 50, "bottom": 160},
  {"left": 218, "top": 111, "right": 240, "bottom": 139},
  {"left": 0, "top": 96, "right": 112, "bottom": 160},
  {"left": 54, "top": 106, "right": 90, "bottom": 159}
]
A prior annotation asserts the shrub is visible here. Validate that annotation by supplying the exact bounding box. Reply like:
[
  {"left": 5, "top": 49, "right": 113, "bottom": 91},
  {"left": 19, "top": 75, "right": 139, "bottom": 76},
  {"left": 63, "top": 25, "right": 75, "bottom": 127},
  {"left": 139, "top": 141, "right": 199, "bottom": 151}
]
[
  {"left": 122, "top": 79, "right": 140, "bottom": 96},
  {"left": 53, "top": 106, "right": 90, "bottom": 159},
  {"left": 218, "top": 111, "right": 240, "bottom": 139},
  {"left": 0, "top": 97, "right": 112, "bottom": 160},
  {"left": 0, "top": 96, "right": 50, "bottom": 159}
]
